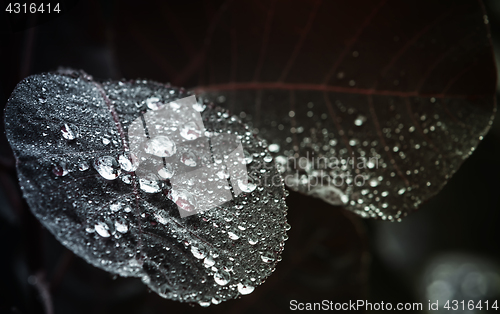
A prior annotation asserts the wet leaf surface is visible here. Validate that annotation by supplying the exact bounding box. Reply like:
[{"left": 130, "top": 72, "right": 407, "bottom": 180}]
[
  {"left": 4, "top": 71, "right": 289, "bottom": 305},
  {"left": 114, "top": 0, "right": 497, "bottom": 220}
]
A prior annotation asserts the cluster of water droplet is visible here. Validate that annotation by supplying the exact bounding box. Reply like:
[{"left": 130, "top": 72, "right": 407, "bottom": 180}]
[
  {"left": 5, "top": 72, "right": 289, "bottom": 306},
  {"left": 200, "top": 90, "right": 493, "bottom": 221}
]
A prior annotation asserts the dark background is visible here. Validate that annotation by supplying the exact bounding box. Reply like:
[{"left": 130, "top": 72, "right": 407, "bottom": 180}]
[{"left": 0, "top": 0, "right": 499, "bottom": 313}]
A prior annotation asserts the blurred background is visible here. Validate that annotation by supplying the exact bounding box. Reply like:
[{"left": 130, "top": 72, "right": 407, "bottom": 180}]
[{"left": 0, "top": 0, "right": 500, "bottom": 313}]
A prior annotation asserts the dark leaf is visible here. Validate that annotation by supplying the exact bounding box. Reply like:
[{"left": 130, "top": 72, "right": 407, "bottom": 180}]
[
  {"left": 4, "top": 71, "right": 289, "bottom": 305},
  {"left": 114, "top": 0, "right": 497, "bottom": 220}
]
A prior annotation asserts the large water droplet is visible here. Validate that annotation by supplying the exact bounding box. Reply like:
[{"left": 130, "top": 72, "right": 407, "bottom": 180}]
[
  {"left": 93, "top": 156, "right": 121, "bottom": 180},
  {"left": 192, "top": 102, "right": 206, "bottom": 112},
  {"left": 60, "top": 123, "right": 77, "bottom": 140},
  {"left": 228, "top": 230, "right": 240, "bottom": 240},
  {"left": 191, "top": 246, "right": 207, "bottom": 259},
  {"left": 118, "top": 153, "right": 139, "bottom": 172},
  {"left": 261, "top": 251, "right": 275, "bottom": 263},
  {"left": 95, "top": 221, "right": 110, "bottom": 237},
  {"left": 238, "top": 180, "right": 256, "bottom": 193},
  {"left": 146, "top": 96, "right": 163, "bottom": 110},
  {"left": 213, "top": 269, "right": 231, "bottom": 286},
  {"left": 204, "top": 256, "right": 215, "bottom": 268},
  {"left": 139, "top": 173, "right": 162, "bottom": 193},
  {"left": 144, "top": 135, "right": 176, "bottom": 157},
  {"left": 248, "top": 235, "right": 259, "bottom": 245},
  {"left": 243, "top": 150, "right": 253, "bottom": 164},
  {"left": 158, "top": 164, "right": 175, "bottom": 179},
  {"left": 170, "top": 189, "right": 197, "bottom": 212},
  {"left": 369, "top": 177, "right": 379, "bottom": 187},
  {"left": 237, "top": 280, "right": 255, "bottom": 295},
  {"left": 180, "top": 121, "right": 203, "bottom": 140},
  {"left": 180, "top": 151, "right": 197, "bottom": 167},
  {"left": 268, "top": 143, "right": 280, "bottom": 153},
  {"left": 115, "top": 218, "right": 128, "bottom": 233},
  {"left": 198, "top": 300, "right": 211, "bottom": 307},
  {"left": 52, "top": 162, "right": 68, "bottom": 177}
]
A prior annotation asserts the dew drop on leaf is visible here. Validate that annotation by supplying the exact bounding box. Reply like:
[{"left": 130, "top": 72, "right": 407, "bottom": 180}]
[
  {"left": 95, "top": 221, "right": 111, "bottom": 238},
  {"left": 52, "top": 162, "right": 68, "bottom": 177},
  {"left": 138, "top": 173, "right": 161, "bottom": 193},
  {"left": 180, "top": 151, "right": 197, "bottom": 167},
  {"left": 93, "top": 156, "right": 121, "bottom": 180},
  {"left": 213, "top": 269, "right": 231, "bottom": 286},
  {"left": 191, "top": 246, "right": 206, "bottom": 259},
  {"left": 237, "top": 280, "right": 255, "bottom": 295},
  {"left": 157, "top": 164, "right": 174, "bottom": 179},
  {"left": 118, "top": 153, "right": 139, "bottom": 172},
  {"left": 180, "top": 121, "right": 202, "bottom": 140},
  {"left": 78, "top": 161, "right": 89, "bottom": 171},
  {"left": 60, "top": 123, "right": 77, "bottom": 140},
  {"left": 144, "top": 135, "right": 176, "bottom": 157},
  {"left": 261, "top": 251, "right": 275, "bottom": 263}
]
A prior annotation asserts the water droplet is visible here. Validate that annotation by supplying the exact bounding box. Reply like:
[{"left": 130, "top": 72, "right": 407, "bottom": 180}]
[
  {"left": 180, "top": 151, "right": 197, "bottom": 167},
  {"left": 60, "top": 123, "right": 77, "bottom": 140},
  {"left": 369, "top": 177, "right": 379, "bottom": 187},
  {"left": 243, "top": 150, "right": 253, "bottom": 164},
  {"left": 268, "top": 143, "right": 280, "bottom": 153},
  {"left": 93, "top": 156, "right": 121, "bottom": 180},
  {"left": 237, "top": 280, "right": 255, "bottom": 295},
  {"left": 158, "top": 164, "right": 175, "bottom": 179},
  {"left": 398, "top": 188, "right": 406, "bottom": 195},
  {"left": 180, "top": 121, "right": 203, "bottom": 140},
  {"left": 263, "top": 155, "right": 273, "bottom": 163},
  {"left": 261, "top": 251, "right": 275, "bottom": 263},
  {"left": 146, "top": 96, "right": 162, "bottom": 110},
  {"left": 204, "top": 256, "right": 215, "bottom": 267},
  {"left": 102, "top": 138, "right": 110, "bottom": 145},
  {"left": 115, "top": 219, "right": 128, "bottom": 233},
  {"left": 248, "top": 235, "right": 259, "bottom": 245},
  {"left": 238, "top": 180, "right": 256, "bottom": 193},
  {"left": 52, "top": 162, "right": 68, "bottom": 177},
  {"left": 213, "top": 269, "right": 231, "bottom": 286},
  {"left": 192, "top": 102, "right": 206, "bottom": 112},
  {"left": 139, "top": 174, "right": 162, "bottom": 193},
  {"left": 110, "top": 203, "right": 121, "bottom": 212},
  {"left": 78, "top": 161, "right": 89, "bottom": 171},
  {"left": 191, "top": 246, "right": 207, "bottom": 259},
  {"left": 95, "top": 221, "right": 110, "bottom": 237},
  {"left": 354, "top": 115, "right": 366, "bottom": 126},
  {"left": 121, "top": 174, "right": 132, "bottom": 184},
  {"left": 170, "top": 189, "right": 197, "bottom": 212},
  {"left": 118, "top": 153, "right": 139, "bottom": 172},
  {"left": 211, "top": 298, "right": 221, "bottom": 305},
  {"left": 228, "top": 230, "right": 240, "bottom": 240},
  {"left": 144, "top": 136, "right": 176, "bottom": 157},
  {"left": 349, "top": 138, "right": 359, "bottom": 146}
]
